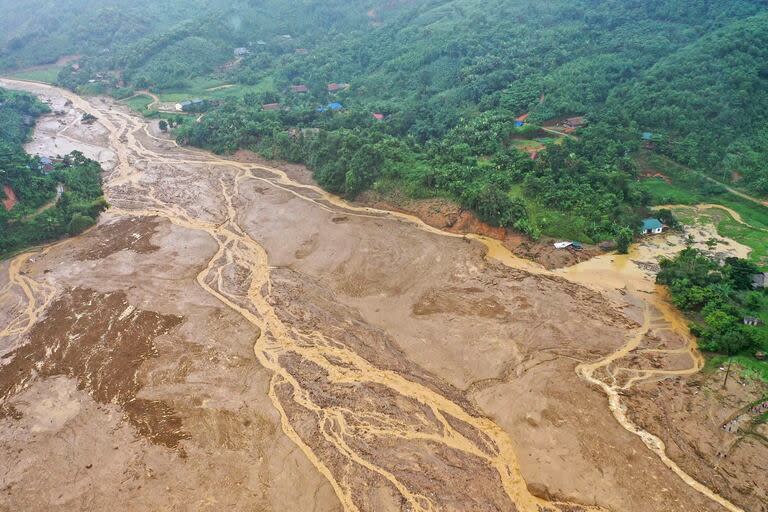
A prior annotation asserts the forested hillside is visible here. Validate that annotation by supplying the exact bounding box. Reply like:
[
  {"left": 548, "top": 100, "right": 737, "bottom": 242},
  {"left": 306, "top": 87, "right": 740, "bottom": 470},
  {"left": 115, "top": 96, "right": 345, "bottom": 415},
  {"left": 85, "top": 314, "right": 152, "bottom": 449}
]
[
  {"left": 608, "top": 12, "right": 768, "bottom": 195},
  {"left": 2, "top": 0, "right": 766, "bottom": 243},
  {"left": 0, "top": 88, "right": 107, "bottom": 256}
]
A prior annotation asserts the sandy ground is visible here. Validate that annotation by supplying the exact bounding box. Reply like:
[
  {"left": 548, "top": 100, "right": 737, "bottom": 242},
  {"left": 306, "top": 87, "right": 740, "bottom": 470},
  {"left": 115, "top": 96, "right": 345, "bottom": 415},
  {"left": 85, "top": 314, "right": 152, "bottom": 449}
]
[{"left": 0, "top": 79, "right": 765, "bottom": 512}]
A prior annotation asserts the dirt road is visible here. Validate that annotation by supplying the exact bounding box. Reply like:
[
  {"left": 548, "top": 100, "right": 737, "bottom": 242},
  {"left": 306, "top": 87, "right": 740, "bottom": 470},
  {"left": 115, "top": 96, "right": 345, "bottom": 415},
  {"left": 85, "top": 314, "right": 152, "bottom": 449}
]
[
  {"left": 0, "top": 79, "right": 765, "bottom": 512},
  {"left": 700, "top": 175, "right": 768, "bottom": 209}
]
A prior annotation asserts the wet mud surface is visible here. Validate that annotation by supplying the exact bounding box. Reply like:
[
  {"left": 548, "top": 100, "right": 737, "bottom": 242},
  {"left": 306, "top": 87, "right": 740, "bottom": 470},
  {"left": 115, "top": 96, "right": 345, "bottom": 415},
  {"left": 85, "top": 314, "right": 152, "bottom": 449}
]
[{"left": 0, "top": 79, "right": 764, "bottom": 512}]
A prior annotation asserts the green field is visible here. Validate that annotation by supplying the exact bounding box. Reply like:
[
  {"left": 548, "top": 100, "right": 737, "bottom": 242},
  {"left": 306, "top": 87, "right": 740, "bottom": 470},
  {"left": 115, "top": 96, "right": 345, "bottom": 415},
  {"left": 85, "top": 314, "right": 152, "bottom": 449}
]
[
  {"left": 7, "top": 64, "right": 65, "bottom": 84},
  {"left": 715, "top": 214, "right": 768, "bottom": 268},
  {"left": 156, "top": 76, "right": 275, "bottom": 103},
  {"left": 638, "top": 178, "right": 703, "bottom": 205},
  {"left": 121, "top": 94, "right": 154, "bottom": 113}
]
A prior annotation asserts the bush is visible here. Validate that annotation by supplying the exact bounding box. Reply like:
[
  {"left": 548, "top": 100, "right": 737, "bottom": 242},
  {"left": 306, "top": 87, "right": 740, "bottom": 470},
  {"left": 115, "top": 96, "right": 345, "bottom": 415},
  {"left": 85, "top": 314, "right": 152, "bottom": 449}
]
[
  {"left": 616, "top": 227, "right": 633, "bottom": 254},
  {"left": 68, "top": 214, "right": 95, "bottom": 235}
]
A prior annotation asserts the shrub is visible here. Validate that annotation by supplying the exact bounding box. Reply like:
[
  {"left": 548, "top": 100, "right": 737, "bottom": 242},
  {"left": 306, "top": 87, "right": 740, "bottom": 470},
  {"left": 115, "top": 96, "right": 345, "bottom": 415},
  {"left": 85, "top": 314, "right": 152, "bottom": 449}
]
[{"left": 68, "top": 214, "right": 95, "bottom": 235}]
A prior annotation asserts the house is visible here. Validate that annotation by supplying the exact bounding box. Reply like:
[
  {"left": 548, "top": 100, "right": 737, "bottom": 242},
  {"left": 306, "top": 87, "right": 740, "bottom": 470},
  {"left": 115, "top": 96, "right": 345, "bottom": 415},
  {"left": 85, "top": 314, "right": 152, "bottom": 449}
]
[
  {"left": 641, "top": 218, "right": 664, "bottom": 235},
  {"left": 39, "top": 156, "right": 55, "bottom": 173},
  {"left": 515, "top": 113, "right": 529, "bottom": 127},
  {"left": 256, "top": 40, "right": 267, "bottom": 46},
  {"left": 262, "top": 103, "right": 282, "bottom": 111},
  {"left": 571, "top": 241, "right": 583, "bottom": 251},
  {"left": 327, "top": 83, "right": 350, "bottom": 92},
  {"left": 528, "top": 151, "right": 538, "bottom": 160},
  {"left": 71, "top": 63, "right": 80, "bottom": 71},
  {"left": 642, "top": 131, "right": 659, "bottom": 149},
  {"left": 752, "top": 273, "right": 768, "bottom": 289},
  {"left": 554, "top": 241, "right": 572, "bottom": 249},
  {"left": 281, "top": 34, "right": 292, "bottom": 39},
  {"left": 290, "top": 85, "right": 309, "bottom": 94},
  {"left": 317, "top": 102, "right": 343, "bottom": 113},
  {"left": 565, "top": 116, "right": 585, "bottom": 129},
  {"left": 234, "top": 47, "right": 249, "bottom": 57},
  {"left": 743, "top": 317, "right": 764, "bottom": 326},
  {"left": 295, "top": 48, "right": 309, "bottom": 55},
  {"left": 372, "top": 113, "right": 385, "bottom": 121},
  {"left": 175, "top": 99, "right": 205, "bottom": 112}
]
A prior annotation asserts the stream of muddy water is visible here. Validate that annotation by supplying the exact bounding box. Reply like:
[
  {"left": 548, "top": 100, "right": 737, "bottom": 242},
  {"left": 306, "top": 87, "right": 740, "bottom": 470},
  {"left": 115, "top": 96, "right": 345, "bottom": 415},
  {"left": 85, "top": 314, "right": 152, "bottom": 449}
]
[{"left": 0, "top": 79, "right": 752, "bottom": 512}]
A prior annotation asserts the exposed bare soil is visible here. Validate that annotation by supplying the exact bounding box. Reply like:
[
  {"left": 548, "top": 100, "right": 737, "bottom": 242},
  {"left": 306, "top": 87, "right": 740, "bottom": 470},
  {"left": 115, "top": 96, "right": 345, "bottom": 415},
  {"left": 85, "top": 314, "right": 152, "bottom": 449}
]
[
  {"left": 0, "top": 288, "right": 186, "bottom": 448},
  {"left": 357, "top": 190, "right": 598, "bottom": 269},
  {"left": 626, "top": 373, "right": 768, "bottom": 512},
  {"left": 1, "top": 185, "right": 17, "bottom": 212},
  {"left": 0, "top": 79, "right": 764, "bottom": 512},
  {"left": 76, "top": 216, "right": 161, "bottom": 260}
]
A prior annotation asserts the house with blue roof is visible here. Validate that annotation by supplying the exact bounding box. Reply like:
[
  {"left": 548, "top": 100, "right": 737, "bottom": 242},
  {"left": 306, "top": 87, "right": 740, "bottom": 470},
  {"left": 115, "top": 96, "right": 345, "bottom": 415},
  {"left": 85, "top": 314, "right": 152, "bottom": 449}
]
[
  {"left": 641, "top": 218, "right": 664, "bottom": 235},
  {"left": 317, "top": 102, "right": 344, "bottom": 113}
]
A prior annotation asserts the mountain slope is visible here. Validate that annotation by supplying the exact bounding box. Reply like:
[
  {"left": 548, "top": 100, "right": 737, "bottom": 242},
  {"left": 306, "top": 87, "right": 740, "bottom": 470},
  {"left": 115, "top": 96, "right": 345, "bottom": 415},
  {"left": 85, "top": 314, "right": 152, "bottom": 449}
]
[{"left": 608, "top": 12, "right": 768, "bottom": 194}]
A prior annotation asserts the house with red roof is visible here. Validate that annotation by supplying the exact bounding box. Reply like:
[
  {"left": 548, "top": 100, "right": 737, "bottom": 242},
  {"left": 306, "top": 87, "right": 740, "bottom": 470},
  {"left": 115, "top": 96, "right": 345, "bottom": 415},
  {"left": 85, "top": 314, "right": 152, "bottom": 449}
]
[
  {"left": 372, "top": 113, "right": 385, "bottom": 121},
  {"left": 327, "top": 83, "right": 350, "bottom": 92}
]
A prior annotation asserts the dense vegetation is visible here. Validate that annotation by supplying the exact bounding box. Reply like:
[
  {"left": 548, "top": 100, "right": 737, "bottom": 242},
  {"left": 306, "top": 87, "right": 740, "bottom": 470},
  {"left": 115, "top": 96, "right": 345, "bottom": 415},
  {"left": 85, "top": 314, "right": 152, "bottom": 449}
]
[
  {"left": 0, "top": 87, "right": 107, "bottom": 257},
  {"left": 657, "top": 248, "right": 767, "bottom": 360},
  {"left": 2, "top": 0, "right": 767, "bottom": 244},
  {"left": 609, "top": 12, "right": 768, "bottom": 196}
]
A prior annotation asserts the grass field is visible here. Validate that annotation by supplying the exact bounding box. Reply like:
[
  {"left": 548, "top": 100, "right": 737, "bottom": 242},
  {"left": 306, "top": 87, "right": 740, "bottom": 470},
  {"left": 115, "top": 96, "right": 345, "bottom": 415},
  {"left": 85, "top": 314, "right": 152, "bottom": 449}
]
[
  {"left": 121, "top": 94, "right": 154, "bottom": 113},
  {"left": 638, "top": 178, "right": 703, "bottom": 205},
  {"left": 715, "top": 214, "right": 768, "bottom": 267},
  {"left": 156, "top": 76, "right": 276, "bottom": 103},
  {"left": 7, "top": 64, "right": 65, "bottom": 84}
]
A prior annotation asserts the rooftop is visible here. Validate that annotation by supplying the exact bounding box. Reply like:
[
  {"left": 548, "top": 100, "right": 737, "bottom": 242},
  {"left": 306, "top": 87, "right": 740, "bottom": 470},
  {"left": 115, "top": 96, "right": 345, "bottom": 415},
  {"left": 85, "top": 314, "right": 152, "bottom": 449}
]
[{"left": 641, "top": 218, "right": 663, "bottom": 230}]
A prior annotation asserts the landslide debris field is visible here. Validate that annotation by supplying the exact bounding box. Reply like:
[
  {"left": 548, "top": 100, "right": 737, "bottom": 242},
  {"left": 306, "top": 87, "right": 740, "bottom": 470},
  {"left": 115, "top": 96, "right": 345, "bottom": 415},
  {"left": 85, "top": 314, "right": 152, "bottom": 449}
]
[{"left": 0, "top": 80, "right": 765, "bottom": 512}]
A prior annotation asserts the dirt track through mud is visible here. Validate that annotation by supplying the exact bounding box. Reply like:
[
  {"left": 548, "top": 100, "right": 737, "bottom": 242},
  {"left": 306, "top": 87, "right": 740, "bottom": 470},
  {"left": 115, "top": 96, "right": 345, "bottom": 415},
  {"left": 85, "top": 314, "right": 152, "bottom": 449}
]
[{"left": 0, "top": 79, "right": 760, "bottom": 512}]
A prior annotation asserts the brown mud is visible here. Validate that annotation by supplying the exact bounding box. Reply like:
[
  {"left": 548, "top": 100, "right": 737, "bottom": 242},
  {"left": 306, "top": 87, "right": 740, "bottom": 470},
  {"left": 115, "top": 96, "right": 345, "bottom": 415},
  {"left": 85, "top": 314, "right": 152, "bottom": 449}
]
[
  {"left": 0, "top": 79, "right": 764, "bottom": 512},
  {"left": 357, "top": 190, "right": 598, "bottom": 270}
]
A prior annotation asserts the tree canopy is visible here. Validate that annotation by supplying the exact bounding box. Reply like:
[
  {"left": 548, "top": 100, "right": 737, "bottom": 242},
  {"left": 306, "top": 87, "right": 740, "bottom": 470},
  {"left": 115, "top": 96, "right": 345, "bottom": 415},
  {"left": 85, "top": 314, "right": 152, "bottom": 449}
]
[{"left": 2, "top": 0, "right": 766, "bottom": 241}]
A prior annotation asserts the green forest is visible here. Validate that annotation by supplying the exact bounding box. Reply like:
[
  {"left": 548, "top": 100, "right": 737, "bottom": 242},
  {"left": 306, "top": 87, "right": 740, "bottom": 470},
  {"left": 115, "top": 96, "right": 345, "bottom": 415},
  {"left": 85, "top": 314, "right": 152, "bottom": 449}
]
[
  {"left": 1, "top": 0, "right": 767, "bottom": 244},
  {"left": 657, "top": 248, "right": 767, "bottom": 364},
  {"left": 0, "top": 87, "right": 107, "bottom": 257}
]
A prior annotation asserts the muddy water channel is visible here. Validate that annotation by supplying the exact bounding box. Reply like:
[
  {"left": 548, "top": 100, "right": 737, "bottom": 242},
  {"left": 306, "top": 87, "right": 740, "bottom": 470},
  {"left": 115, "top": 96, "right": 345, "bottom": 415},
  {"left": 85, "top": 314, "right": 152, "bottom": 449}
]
[{"left": 0, "top": 80, "right": 762, "bottom": 512}]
